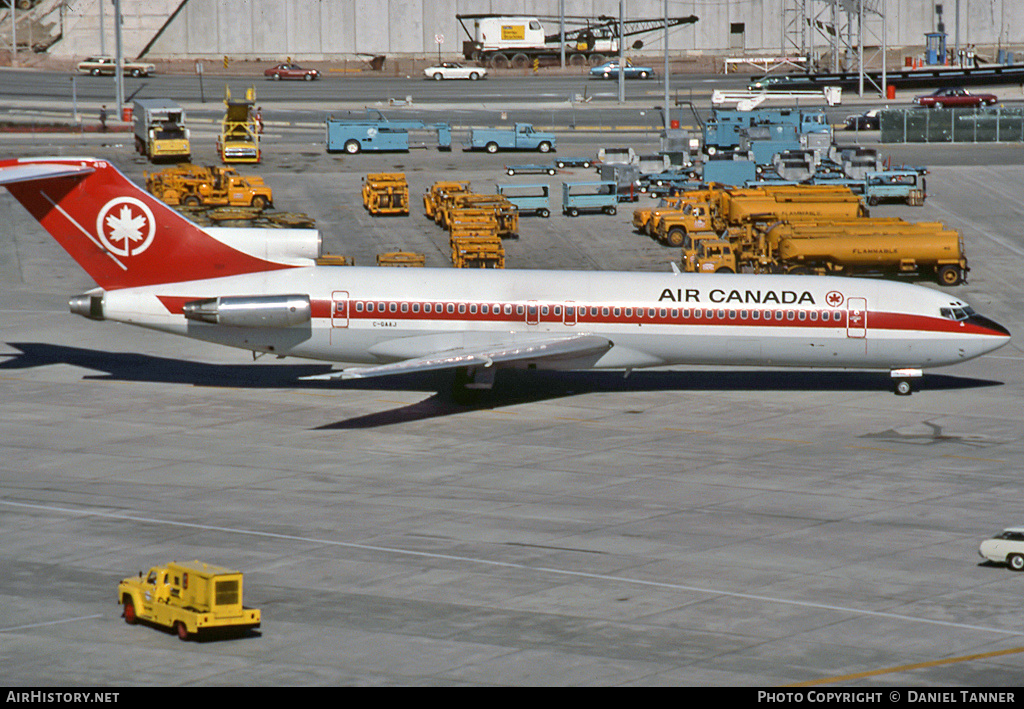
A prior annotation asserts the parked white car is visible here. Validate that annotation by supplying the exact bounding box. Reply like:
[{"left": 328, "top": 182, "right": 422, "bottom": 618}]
[
  {"left": 423, "top": 62, "right": 487, "bottom": 81},
  {"left": 978, "top": 528, "right": 1024, "bottom": 570}
]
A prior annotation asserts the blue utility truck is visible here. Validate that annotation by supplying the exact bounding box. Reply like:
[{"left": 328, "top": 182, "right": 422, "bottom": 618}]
[
  {"left": 326, "top": 114, "right": 452, "bottom": 153},
  {"left": 466, "top": 123, "right": 556, "bottom": 153}
]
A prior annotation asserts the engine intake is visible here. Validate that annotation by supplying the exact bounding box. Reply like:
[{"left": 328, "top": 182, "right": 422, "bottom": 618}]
[{"left": 183, "top": 294, "right": 311, "bottom": 328}]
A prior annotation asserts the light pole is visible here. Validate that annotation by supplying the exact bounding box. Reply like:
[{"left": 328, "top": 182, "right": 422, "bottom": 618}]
[
  {"left": 618, "top": 0, "right": 625, "bottom": 103},
  {"left": 114, "top": 0, "right": 123, "bottom": 118},
  {"left": 663, "top": 0, "right": 669, "bottom": 130}
]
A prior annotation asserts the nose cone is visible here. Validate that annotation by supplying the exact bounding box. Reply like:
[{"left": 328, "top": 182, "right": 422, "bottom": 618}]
[{"left": 967, "top": 313, "right": 1011, "bottom": 339}]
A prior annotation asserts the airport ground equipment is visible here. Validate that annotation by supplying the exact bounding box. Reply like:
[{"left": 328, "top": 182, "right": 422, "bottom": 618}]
[
  {"left": 424, "top": 181, "right": 472, "bottom": 221},
  {"left": 132, "top": 99, "right": 190, "bottom": 163},
  {"left": 596, "top": 146, "right": 637, "bottom": 167},
  {"left": 447, "top": 210, "right": 505, "bottom": 268},
  {"left": 362, "top": 173, "right": 409, "bottom": 215},
  {"left": 465, "top": 124, "right": 555, "bottom": 153},
  {"left": 316, "top": 254, "right": 354, "bottom": 266},
  {"left": 652, "top": 184, "right": 865, "bottom": 247},
  {"left": 326, "top": 113, "right": 452, "bottom": 154},
  {"left": 702, "top": 107, "right": 831, "bottom": 156},
  {"left": 497, "top": 183, "right": 551, "bottom": 218},
  {"left": 703, "top": 155, "right": 757, "bottom": 186},
  {"left": 450, "top": 236, "right": 505, "bottom": 268},
  {"left": 757, "top": 166, "right": 927, "bottom": 207},
  {"left": 118, "top": 561, "right": 261, "bottom": 641},
  {"left": 554, "top": 157, "right": 593, "bottom": 169},
  {"left": 145, "top": 164, "right": 273, "bottom": 209},
  {"left": 505, "top": 163, "right": 557, "bottom": 176},
  {"left": 632, "top": 193, "right": 696, "bottom": 234},
  {"left": 377, "top": 252, "right": 426, "bottom": 267},
  {"left": 217, "top": 86, "right": 260, "bottom": 163},
  {"left": 686, "top": 218, "right": 968, "bottom": 285},
  {"left": 562, "top": 181, "right": 618, "bottom": 216},
  {"left": 441, "top": 194, "right": 519, "bottom": 237}
]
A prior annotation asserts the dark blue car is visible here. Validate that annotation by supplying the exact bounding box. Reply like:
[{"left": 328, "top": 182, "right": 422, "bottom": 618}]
[{"left": 589, "top": 61, "right": 655, "bottom": 80}]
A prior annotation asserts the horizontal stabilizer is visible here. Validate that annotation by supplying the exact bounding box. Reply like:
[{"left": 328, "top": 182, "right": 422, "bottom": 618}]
[
  {"left": 301, "top": 333, "right": 614, "bottom": 381},
  {"left": 0, "top": 162, "right": 95, "bottom": 185}
]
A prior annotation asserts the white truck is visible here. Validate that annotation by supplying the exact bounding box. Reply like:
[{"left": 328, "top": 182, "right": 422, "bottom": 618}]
[
  {"left": 133, "top": 99, "right": 190, "bottom": 163},
  {"left": 457, "top": 14, "right": 699, "bottom": 69},
  {"left": 460, "top": 15, "right": 616, "bottom": 68}
]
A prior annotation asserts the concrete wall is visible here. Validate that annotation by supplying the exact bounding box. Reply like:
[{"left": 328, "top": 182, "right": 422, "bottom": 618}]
[{"left": 47, "top": 0, "right": 1024, "bottom": 61}]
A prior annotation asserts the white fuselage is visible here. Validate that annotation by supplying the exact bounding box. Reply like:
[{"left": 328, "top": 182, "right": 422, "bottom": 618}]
[{"left": 98, "top": 266, "right": 1009, "bottom": 373}]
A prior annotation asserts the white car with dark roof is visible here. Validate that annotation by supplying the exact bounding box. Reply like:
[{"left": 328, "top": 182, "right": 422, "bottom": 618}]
[{"left": 979, "top": 528, "right": 1024, "bottom": 570}]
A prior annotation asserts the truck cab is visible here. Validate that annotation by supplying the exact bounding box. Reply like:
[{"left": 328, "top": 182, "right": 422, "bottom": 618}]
[
  {"left": 657, "top": 202, "right": 713, "bottom": 246},
  {"left": 689, "top": 239, "right": 738, "bottom": 273}
]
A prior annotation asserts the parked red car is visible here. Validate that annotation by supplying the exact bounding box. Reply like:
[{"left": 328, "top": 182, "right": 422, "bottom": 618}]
[
  {"left": 263, "top": 63, "right": 320, "bottom": 81},
  {"left": 913, "top": 87, "right": 997, "bottom": 108}
]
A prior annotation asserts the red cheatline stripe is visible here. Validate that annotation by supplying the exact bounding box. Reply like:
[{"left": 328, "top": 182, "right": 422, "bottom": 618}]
[{"left": 157, "top": 295, "right": 1003, "bottom": 337}]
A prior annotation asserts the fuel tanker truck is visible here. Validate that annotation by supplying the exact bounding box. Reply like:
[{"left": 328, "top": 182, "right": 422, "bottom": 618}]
[
  {"left": 653, "top": 185, "right": 867, "bottom": 247},
  {"left": 686, "top": 218, "right": 968, "bottom": 285}
]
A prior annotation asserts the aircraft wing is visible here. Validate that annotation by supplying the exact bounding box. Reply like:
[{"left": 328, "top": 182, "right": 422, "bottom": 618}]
[
  {"left": 302, "top": 333, "right": 613, "bottom": 381},
  {"left": 0, "top": 162, "right": 95, "bottom": 185}
]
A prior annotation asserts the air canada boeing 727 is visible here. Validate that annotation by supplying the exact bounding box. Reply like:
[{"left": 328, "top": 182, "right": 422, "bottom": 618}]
[{"left": 0, "top": 157, "right": 1011, "bottom": 397}]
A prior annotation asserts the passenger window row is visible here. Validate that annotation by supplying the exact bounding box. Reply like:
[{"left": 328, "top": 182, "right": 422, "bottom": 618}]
[{"left": 348, "top": 300, "right": 846, "bottom": 324}]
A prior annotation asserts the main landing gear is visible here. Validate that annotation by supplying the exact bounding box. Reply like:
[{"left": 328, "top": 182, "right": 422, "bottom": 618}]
[{"left": 451, "top": 365, "right": 496, "bottom": 405}]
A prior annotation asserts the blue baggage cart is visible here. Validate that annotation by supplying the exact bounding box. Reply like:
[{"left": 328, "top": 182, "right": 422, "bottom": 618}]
[
  {"left": 497, "top": 183, "right": 551, "bottom": 218},
  {"left": 562, "top": 181, "right": 618, "bottom": 216}
]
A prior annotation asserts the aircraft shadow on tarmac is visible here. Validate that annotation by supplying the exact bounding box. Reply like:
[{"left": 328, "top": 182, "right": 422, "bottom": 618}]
[{"left": 1, "top": 342, "right": 1004, "bottom": 429}]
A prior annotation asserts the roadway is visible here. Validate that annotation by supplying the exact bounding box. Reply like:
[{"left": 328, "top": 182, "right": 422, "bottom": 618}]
[{"left": 1, "top": 71, "right": 1023, "bottom": 687}]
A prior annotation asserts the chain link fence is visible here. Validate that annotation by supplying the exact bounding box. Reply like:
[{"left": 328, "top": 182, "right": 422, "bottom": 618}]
[{"left": 881, "top": 107, "right": 1024, "bottom": 143}]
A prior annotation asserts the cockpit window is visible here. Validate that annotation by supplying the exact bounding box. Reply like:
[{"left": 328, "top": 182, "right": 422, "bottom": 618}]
[{"left": 940, "top": 305, "right": 975, "bottom": 321}]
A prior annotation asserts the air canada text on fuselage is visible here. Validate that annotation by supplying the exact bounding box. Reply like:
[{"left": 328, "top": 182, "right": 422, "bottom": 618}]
[{"left": 658, "top": 288, "right": 817, "bottom": 305}]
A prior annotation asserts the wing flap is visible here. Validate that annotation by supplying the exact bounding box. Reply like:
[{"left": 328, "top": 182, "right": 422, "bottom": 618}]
[{"left": 302, "top": 333, "right": 613, "bottom": 381}]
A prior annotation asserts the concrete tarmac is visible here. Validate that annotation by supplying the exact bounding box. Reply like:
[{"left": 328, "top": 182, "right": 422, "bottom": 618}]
[{"left": 1, "top": 129, "right": 1023, "bottom": 686}]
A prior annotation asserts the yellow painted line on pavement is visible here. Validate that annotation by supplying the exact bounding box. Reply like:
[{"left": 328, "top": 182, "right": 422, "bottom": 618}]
[{"left": 786, "top": 645, "right": 1024, "bottom": 686}]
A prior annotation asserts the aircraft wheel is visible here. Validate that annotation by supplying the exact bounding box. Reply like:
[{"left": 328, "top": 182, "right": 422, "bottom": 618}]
[{"left": 894, "top": 378, "right": 913, "bottom": 396}]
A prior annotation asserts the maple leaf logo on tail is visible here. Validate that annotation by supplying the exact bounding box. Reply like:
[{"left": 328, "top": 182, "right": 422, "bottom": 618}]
[{"left": 96, "top": 197, "right": 156, "bottom": 257}]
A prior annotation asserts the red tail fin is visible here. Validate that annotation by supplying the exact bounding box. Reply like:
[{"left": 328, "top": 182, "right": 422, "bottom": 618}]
[{"left": 0, "top": 157, "right": 296, "bottom": 290}]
